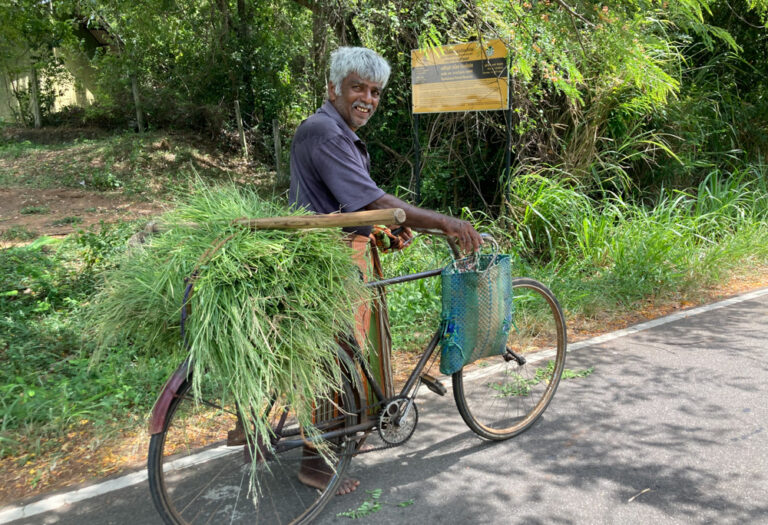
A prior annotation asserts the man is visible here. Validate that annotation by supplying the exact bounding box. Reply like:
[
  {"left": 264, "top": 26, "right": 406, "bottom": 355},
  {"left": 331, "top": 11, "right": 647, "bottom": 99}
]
[
  {"left": 290, "top": 46, "right": 483, "bottom": 253},
  {"left": 289, "top": 46, "right": 483, "bottom": 495}
]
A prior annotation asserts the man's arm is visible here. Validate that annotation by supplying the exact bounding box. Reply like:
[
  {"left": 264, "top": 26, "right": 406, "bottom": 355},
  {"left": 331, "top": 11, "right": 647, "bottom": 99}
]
[{"left": 363, "top": 193, "right": 483, "bottom": 254}]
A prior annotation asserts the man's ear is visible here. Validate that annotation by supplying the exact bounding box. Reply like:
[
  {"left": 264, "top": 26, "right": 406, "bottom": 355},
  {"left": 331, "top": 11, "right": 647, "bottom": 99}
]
[{"left": 327, "top": 82, "right": 337, "bottom": 102}]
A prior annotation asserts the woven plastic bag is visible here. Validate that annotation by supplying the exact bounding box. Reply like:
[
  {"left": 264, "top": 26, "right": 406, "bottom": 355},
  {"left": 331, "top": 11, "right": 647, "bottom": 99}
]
[{"left": 439, "top": 253, "right": 513, "bottom": 375}]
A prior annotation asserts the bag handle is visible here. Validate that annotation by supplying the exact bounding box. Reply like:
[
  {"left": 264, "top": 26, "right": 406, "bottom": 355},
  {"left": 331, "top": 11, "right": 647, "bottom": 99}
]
[{"left": 450, "top": 233, "right": 499, "bottom": 273}]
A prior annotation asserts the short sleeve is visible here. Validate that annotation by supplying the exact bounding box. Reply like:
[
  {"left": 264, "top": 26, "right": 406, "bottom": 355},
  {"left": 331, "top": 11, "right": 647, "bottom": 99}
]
[{"left": 311, "top": 136, "right": 384, "bottom": 212}]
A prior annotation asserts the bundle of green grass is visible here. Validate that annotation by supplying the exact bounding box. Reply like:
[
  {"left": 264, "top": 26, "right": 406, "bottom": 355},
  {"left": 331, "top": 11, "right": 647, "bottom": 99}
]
[{"left": 89, "top": 183, "right": 369, "bottom": 467}]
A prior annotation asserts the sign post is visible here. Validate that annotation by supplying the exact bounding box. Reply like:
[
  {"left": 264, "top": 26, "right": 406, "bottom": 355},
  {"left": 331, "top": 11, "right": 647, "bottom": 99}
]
[{"left": 410, "top": 39, "right": 510, "bottom": 202}]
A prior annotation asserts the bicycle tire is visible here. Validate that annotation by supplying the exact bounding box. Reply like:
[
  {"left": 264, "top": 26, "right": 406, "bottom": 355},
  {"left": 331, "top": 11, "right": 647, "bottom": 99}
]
[
  {"left": 453, "top": 277, "right": 567, "bottom": 440},
  {"left": 147, "top": 370, "right": 358, "bottom": 525}
]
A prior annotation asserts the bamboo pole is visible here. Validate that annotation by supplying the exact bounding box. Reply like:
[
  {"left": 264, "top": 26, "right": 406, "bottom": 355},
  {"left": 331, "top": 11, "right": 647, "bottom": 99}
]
[
  {"left": 143, "top": 208, "right": 406, "bottom": 236},
  {"left": 231, "top": 208, "right": 406, "bottom": 230}
]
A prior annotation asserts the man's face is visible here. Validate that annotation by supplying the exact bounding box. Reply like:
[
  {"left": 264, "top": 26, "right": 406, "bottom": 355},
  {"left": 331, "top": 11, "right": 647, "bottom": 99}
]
[{"left": 328, "top": 73, "right": 382, "bottom": 131}]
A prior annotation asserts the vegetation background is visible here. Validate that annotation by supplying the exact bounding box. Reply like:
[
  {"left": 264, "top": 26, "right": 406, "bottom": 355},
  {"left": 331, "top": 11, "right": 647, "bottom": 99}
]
[{"left": 1, "top": 0, "right": 768, "bottom": 505}]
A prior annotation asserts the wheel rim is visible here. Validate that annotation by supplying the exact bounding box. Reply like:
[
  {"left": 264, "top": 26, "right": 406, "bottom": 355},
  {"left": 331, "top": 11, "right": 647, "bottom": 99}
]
[
  {"left": 453, "top": 279, "right": 567, "bottom": 439},
  {"left": 148, "top": 379, "right": 355, "bottom": 525}
]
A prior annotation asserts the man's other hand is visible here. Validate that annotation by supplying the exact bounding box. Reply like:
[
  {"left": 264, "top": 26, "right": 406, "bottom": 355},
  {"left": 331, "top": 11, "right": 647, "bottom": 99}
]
[
  {"left": 395, "top": 226, "right": 413, "bottom": 249},
  {"left": 363, "top": 194, "right": 482, "bottom": 254},
  {"left": 441, "top": 217, "right": 483, "bottom": 255}
]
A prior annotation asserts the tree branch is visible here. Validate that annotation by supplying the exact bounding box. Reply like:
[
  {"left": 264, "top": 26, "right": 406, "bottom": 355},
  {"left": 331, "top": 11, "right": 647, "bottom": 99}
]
[{"left": 553, "top": 0, "right": 595, "bottom": 28}]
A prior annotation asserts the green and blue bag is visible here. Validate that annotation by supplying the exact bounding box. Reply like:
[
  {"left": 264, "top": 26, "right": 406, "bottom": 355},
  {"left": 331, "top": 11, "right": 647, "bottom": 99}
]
[{"left": 439, "top": 253, "right": 513, "bottom": 375}]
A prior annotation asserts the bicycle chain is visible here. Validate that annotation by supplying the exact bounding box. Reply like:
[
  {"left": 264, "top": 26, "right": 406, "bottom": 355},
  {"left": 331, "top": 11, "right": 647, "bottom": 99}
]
[
  {"left": 344, "top": 435, "right": 403, "bottom": 457},
  {"left": 340, "top": 407, "right": 406, "bottom": 457},
  {"left": 341, "top": 352, "right": 441, "bottom": 457},
  {"left": 342, "top": 391, "right": 425, "bottom": 456}
]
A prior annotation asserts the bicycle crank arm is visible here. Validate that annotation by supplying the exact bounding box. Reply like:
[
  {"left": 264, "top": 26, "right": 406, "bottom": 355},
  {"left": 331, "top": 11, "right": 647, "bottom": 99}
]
[
  {"left": 394, "top": 397, "right": 416, "bottom": 426},
  {"left": 503, "top": 346, "right": 527, "bottom": 365}
]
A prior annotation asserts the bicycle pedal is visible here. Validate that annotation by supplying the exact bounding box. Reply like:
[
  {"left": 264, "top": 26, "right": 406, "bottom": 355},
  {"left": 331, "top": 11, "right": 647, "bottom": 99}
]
[
  {"left": 504, "top": 346, "right": 527, "bottom": 365},
  {"left": 420, "top": 374, "right": 446, "bottom": 396}
]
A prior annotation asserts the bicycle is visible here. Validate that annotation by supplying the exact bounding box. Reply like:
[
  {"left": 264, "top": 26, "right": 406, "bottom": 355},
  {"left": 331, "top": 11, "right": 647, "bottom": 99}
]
[{"left": 146, "top": 231, "right": 567, "bottom": 525}]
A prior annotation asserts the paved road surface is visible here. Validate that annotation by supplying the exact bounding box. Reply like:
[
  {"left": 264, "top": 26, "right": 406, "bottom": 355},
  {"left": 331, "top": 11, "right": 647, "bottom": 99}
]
[{"left": 3, "top": 289, "right": 767, "bottom": 524}]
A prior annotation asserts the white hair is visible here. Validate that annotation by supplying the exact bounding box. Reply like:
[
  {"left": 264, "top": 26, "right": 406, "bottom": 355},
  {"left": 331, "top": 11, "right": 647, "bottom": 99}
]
[{"left": 329, "top": 47, "right": 391, "bottom": 95}]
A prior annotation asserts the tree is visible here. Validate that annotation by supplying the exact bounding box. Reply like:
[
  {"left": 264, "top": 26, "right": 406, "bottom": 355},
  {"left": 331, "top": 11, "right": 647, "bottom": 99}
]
[{"left": 0, "top": 0, "right": 75, "bottom": 127}]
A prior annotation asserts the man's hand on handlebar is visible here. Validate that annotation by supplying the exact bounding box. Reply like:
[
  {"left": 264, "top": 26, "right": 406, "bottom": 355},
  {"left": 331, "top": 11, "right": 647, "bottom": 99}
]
[{"left": 374, "top": 225, "right": 413, "bottom": 252}]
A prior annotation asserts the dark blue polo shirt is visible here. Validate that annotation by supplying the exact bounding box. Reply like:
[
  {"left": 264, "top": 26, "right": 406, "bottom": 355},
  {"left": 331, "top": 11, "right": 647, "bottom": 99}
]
[{"left": 289, "top": 101, "right": 385, "bottom": 235}]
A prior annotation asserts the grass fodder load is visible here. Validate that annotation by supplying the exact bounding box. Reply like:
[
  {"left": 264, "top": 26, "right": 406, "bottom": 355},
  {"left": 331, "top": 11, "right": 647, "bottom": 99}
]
[{"left": 88, "top": 183, "right": 370, "bottom": 479}]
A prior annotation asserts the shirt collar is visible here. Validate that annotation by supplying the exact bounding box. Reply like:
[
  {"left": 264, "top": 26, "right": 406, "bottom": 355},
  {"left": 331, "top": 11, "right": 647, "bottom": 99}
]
[{"left": 319, "top": 100, "right": 362, "bottom": 143}]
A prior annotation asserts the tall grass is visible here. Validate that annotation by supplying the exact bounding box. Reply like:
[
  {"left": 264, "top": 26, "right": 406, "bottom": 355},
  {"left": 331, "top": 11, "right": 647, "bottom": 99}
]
[
  {"left": 87, "top": 183, "right": 370, "bottom": 479},
  {"left": 383, "top": 165, "right": 768, "bottom": 351},
  {"left": 493, "top": 166, "right": 768, "bottom": 318},
  {"left": 0, "top": 232, "right": 176, "bottom": 459}
]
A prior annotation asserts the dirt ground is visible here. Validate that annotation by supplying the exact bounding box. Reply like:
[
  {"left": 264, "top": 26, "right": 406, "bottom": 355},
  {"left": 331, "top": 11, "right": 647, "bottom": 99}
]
[{"left": 0, "top": 187, "right": 164, "bottom": 246}]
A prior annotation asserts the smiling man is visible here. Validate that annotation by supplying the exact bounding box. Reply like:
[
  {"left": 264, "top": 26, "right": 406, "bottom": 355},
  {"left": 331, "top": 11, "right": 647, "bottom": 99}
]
[
  {"left": 290, "top": 46, "right": 483, "bottom": 252},
  {"left": 289, "top": 47, "right": 482, "bottom": 496}
]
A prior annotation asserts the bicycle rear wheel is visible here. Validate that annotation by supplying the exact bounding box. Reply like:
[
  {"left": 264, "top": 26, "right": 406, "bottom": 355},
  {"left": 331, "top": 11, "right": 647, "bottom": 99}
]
[
  {"left": 453, "top": 278, "right": 567, "bottom": 440},
  {"left": 147, "top": 371, "right": 358, "bottom": 525}
]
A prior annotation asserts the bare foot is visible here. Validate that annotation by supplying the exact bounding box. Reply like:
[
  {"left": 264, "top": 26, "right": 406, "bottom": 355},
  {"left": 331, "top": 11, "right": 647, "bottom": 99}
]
[{"left": 298, "top": 449, "right": 359, "bottom": 495}]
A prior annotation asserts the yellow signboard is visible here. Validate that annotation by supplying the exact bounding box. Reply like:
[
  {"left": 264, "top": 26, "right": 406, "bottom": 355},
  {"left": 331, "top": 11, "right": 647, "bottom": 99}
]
[{"left": 411, "top": 39, "right": 508, "bottom": 114}]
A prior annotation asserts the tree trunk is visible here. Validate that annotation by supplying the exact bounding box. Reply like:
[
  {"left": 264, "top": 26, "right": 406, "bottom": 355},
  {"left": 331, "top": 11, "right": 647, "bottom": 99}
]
[
  {"left": 235, "top": 100, "right": 248, "bottom": 158},
  {"left": 312, "top": 8, "right": 328, "bottom": 107},
  {"left": 131, "top": 74, "right": 145, "bottom": 133},
  {"left": 312, "top": 5, "right": 328, "bottom": 107},
  {"left": 295, "top": 0, "right": 360, "bottom": 106},
  {"left": 273, "top": 119, "right": 284, "bottom": 184},
  {"left": 235, "top": 0, "right": 255, "bottom": 126},
  {"left": 29, "top": 67, "right": 42, "bottom": 129}
]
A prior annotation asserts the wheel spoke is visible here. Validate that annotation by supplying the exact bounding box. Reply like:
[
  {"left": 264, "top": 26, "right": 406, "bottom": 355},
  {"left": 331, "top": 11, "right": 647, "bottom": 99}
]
[
  {"left": 148, "top": 375, "right": 358, "bottom": 524},
  {"left": 453, "top": 278, "right": 567, "bottom": 440}
]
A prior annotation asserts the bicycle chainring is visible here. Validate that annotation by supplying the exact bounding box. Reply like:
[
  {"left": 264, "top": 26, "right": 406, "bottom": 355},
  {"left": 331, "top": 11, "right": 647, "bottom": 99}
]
[{"left": 377, "top": 397, "right": 418, "bottom": 446}]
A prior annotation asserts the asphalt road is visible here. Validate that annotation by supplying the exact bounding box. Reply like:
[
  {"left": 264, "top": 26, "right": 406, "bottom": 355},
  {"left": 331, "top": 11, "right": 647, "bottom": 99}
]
[{"left": 4, "top": 289, "right": 767, "bottom": 525}]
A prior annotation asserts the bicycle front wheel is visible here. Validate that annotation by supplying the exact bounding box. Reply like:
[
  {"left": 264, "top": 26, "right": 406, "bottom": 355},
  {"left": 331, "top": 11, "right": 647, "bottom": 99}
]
[
  {"left": 147, "top": 372, "right": 358, "bottom": 525},
  {"left": 453, "top": 278, "right": 567, "bottom": 440}
]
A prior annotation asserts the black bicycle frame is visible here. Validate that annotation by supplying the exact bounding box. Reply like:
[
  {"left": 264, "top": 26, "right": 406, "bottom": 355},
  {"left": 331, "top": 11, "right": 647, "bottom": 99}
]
[{"left": 268, "top": 266, "right": 447, "bottom": 454}]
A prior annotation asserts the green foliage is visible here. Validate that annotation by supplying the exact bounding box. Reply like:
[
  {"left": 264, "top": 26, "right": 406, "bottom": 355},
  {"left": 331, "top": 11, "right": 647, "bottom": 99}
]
[
  {"left": 490, "top": 361, "right": 593, "bottom": 397},
  {"left": 489, "top": 165, "right": 768, "bottom": 318},
  {"left": 87, "top": 182, "right": 370, "bottom": 481},
  {"left": 51, "top": 216, "right": 83, "bottom": 226},
  {"left": 0, "top": 225, "right": 37, "bottom": 241},
  {"left": 337, "top": 489, "right": 384, "bottom": 519},
  {"left": 0, "top": 131, "right": 242, "bottom": 195},
  {"left": 0, "top": 0, "right": 77, "bottom": 126},
  {"left": 74, "top": 220, "right": 137, "bottom": 271},
  {"left": 382, "top": 236, "right": 452, "bottom": 350},
  {"left": 79, "top": 0, "right": 313, "bottom": 145},
  {"left": 4, "top": 0, "right": 765, "bottom": 203},
  {"left": 20, "top": 205, "right": 49, "bottom": 215},
  {"left": 0, "top": 234, "right": 179, "bottom": 458}
]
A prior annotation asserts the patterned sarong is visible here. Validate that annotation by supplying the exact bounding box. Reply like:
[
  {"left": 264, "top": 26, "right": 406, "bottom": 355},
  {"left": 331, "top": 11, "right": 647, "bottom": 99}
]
[
  {"left": 313, "top": 235, "right": 393, "bottom": 428},
  {"left": 347, "top": 234, "right": 394, "bottom": 409}
]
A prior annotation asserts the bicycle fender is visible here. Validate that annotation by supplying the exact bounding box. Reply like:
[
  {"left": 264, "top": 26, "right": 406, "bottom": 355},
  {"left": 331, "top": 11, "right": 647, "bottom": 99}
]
[{"left": 149, "top": 358, "right": 191, "bottom": 435}]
